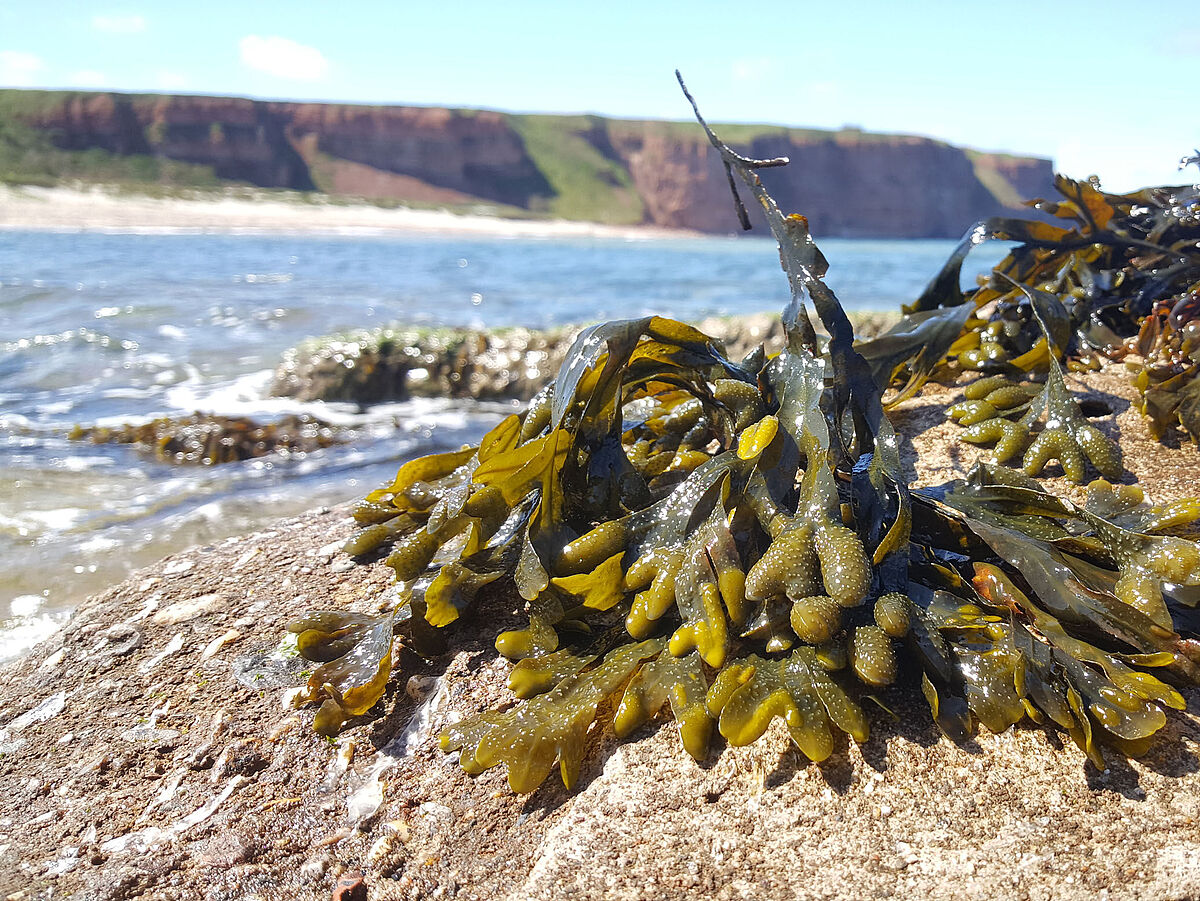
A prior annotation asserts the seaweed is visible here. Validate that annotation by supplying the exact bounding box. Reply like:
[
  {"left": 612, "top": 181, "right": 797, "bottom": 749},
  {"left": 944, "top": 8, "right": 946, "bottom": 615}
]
[
  {"left": 854, "top": 162, "right": 1200, "bottom": 453},
  {"left": 70, "top": 412, "right": 344, "bottom": 464},
  {"left": 949, "top": 282, "right": 1124, "bottom": 482},
  {"left": 282, "top": 76, "right": 1200, "bottom": 793}
]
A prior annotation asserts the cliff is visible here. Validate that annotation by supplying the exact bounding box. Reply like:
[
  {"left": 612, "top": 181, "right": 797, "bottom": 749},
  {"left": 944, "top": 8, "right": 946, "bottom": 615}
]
[{"left": 0, "top": 89, "right": 1055, "bottom": 237}]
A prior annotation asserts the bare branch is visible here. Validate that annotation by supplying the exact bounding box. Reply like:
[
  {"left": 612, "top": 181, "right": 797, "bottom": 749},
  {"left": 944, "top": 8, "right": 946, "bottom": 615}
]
[{"left": 675, "top": 70, "right": 788, "bottom": 231}]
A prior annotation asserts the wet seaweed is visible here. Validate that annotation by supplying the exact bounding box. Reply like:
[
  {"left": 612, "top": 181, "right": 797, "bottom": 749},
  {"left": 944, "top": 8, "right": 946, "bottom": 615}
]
[
  {"left": 284, "top": 77, "right": 1200, "bottom": 793},
  {"left": 855, "top": 151, "right": 1200, "bottom": 461}
]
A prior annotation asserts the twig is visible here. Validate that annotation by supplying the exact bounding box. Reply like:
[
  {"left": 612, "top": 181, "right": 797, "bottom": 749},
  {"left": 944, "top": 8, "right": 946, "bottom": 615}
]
[{"left": 675, "top": 70, "right": 788, "bottom": 230}]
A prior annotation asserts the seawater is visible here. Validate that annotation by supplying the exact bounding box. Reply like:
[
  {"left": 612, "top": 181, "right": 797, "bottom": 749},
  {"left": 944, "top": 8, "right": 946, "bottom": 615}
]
[{"left": 0, "top": 227, "right": 1008, "bottom": 660}]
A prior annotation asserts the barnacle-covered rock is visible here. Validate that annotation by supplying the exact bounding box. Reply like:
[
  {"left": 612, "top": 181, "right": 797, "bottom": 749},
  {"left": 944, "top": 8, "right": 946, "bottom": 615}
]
[{"left": 71, "top": 412, "right": 345, "bottom": 464}]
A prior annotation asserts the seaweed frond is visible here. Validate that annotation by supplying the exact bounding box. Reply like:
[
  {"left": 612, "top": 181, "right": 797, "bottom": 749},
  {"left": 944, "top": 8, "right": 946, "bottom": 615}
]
[{"left": 281, "top": 77, "right": 1200, "bottom": 793}]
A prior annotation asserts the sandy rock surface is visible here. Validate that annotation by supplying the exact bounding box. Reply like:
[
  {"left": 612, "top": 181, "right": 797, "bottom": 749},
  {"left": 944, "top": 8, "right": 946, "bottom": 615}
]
[{"left": 2, "top": 361, "right": 1200, "bottom": 901}]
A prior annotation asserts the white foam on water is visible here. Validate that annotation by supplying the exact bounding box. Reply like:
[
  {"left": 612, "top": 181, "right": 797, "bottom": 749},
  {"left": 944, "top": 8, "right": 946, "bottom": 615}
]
[
  {"left": 77, "top": 535, "right": 121, "bottom": 554},
  {"left": 56, "top": 455, "right": 111, "bottom": 472},
  {"left": 35, "top": 399, "right": 74, "bottom": 415},
  {"left": 0, "top": 612, "right": 69, "bottom": 664},
  {"left": 21, "top": 507, "right": 88, "bottom": 533},
  {"left": 10, "top": 595, "right": 42, "bottom": 616},
  {"left": 157, "top": 324, "right": 187, "bottom": 341}
]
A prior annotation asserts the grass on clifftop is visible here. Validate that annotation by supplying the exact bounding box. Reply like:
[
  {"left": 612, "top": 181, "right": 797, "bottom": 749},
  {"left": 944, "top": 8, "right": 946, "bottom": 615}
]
[
  {"left": 0, "top": 119, "right": 223, "bottom": 190},
  {"left": 510, "top": 115, "right": 645, "bottom": 225}
]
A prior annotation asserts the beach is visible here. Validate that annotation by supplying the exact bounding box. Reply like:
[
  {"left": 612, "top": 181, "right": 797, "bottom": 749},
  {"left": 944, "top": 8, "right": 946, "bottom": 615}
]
[{"left": 0, "top": 183, "right": 691, "bottom": 238}]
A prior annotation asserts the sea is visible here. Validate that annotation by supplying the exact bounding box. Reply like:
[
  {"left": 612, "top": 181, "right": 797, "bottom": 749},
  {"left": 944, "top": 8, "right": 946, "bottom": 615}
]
[{"left": 0, "top": 227, "right": 1009, "bottom": 661}]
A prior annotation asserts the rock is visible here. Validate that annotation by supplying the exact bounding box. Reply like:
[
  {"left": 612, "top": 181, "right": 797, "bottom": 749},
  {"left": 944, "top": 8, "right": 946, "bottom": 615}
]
[
  {"left": 332, "top": 871, "right": 366, "bottom": 901},
  {"left": 211, "top": 740, "right": 269, "bottom": 781},
  {"left": 162, "top": 558, "right": 194, "bottom": 576},
  {"left": 136, "top": 631, "right": 186, "bottom": 674},
  {"left": 197, "top": 832, "right": 255, "bottom": 868},
  {"left": 100, "top": 624, "right": 143, "bottom": 656},
  {"left": 2, "top": 363, "right": 1200, "bottom": 900},
  {"left": 152, "top": 593, "right": 225, "bottom": 625},
  {"left": 200, "top": 628, "right": 242, "bottom": 661},
  {"left": 70, "top": 413, "right": 346, "bottom": 466},
  {"left": 232, "top": 647, "right": 308, "bottom": 691}
]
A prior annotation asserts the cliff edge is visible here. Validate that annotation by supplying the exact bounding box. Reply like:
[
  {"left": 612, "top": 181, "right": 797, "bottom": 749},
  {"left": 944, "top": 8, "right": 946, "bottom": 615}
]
[{"left": 0, "top": 90, "right": 1054, "bottom": 237}]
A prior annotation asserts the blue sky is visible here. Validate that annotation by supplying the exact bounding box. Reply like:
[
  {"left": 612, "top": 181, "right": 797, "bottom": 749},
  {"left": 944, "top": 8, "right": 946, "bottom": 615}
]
[{"left": 1, "top": 0, "right": 1196, "bottom": 192}]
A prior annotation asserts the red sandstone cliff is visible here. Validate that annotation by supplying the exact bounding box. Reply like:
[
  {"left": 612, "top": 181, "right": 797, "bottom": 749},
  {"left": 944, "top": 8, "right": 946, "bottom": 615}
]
[{"left": 4, "top": 90, "right": 1055, "bottom": 238}]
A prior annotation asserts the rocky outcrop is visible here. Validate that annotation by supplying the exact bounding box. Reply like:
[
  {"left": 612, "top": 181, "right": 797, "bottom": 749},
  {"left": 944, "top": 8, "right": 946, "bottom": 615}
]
[
  {"left": 268, "top": 314, "right": 901, "bottom": 406},
  {"left": 2, "top": 363, "right": 1199, "bottom": 900},
  {"left": 3, "top": 89, "right": 1056, "bottom": 237}
]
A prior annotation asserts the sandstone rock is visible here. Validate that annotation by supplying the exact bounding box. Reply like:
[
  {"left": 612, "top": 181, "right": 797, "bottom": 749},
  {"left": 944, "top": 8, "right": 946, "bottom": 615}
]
[{"left": 1, "top": 366, "right": 1199, "bottom": 900}]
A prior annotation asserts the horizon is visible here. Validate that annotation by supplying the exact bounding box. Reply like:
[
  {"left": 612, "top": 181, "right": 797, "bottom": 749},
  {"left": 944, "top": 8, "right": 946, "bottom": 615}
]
[{"left": 1, "top": 1, "right": 1197, "bottom": 193}]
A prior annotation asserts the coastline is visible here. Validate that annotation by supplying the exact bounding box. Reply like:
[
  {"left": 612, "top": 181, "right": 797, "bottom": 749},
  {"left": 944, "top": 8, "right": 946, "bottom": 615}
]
[{"left": 0, "top": 183, "right": 703, "bottom": 240}]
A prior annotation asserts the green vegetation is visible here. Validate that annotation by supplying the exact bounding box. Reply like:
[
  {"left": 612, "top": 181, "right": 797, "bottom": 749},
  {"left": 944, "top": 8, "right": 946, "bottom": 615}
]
[
  {"left": 510, "top": 114, "right": 644, "bottom": 224},
  {"left": 0, "top": 118, "right": 222, "bottom": 189},
  {"left": 968, "top": 152, "right": 1026, "bottom": 208},
  {"left": 0, "top": 89, "right": 224, "bottom": 188}
]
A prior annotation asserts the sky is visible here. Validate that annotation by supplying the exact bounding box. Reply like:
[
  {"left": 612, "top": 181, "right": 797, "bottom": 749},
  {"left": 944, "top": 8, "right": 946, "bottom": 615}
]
[{"left": 0, "top": 0, "right": 1196, "bottom": 192}]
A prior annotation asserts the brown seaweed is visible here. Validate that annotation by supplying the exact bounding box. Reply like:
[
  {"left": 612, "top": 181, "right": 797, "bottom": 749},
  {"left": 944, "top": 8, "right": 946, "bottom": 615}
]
[
  {"left": 70, "top": 412, "right": 344, "bottom": 464},
  {"left": 281, "top": 77, "right": 1200, "bottom": 793}
]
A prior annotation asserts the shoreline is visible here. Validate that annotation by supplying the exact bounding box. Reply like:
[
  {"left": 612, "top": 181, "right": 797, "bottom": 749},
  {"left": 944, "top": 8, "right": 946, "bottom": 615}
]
[{"left": 0, "top": 183, "right": 707, "bottom": 240}]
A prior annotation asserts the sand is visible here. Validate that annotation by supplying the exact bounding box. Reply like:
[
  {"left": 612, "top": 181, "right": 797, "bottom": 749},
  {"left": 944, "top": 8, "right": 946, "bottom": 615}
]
[{"left": 0, "top": 184, "right": 695, "bottom": 239}]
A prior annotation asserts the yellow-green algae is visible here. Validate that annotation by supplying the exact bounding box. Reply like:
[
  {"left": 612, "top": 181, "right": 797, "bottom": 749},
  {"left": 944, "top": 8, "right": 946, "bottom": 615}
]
[{"left": 283, "top": 82, "right": 1200, "bottom": 793}]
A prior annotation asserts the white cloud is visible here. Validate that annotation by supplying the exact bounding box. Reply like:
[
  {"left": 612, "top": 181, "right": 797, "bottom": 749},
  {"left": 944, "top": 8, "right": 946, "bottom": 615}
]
[
  {"left": 239, "top": 35, "right": 328, "bottom": 81},
  {"left": 92, "top": 14, "right": 146, "bottom": 34},
  {"left": 156, "top": 70, "right": 188, "bottom": 91},
  {"left": 0, "top": 50, "right": 44, "bottom": 86},
  {"left": 71, "top": 69, "right": 108, "bottom": 87}
]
